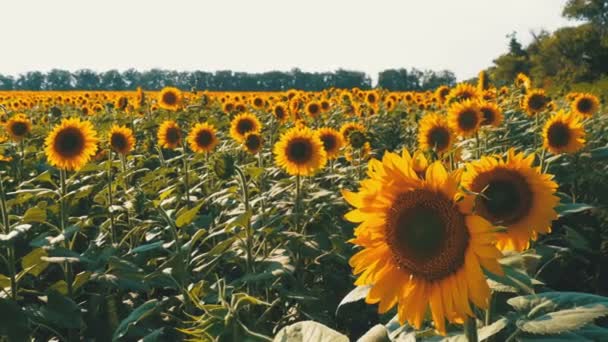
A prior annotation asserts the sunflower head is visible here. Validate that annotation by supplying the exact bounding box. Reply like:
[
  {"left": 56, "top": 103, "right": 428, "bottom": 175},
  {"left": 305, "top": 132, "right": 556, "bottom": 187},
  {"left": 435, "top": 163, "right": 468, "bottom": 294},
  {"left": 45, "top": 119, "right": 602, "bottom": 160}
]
[
  {"left": 5, "top": 114, "right": 32, "bottom": 141},
  {"left": 158, "top": 120, "right": 182, "bottom": 149},
  {"left": 230, "top": 113, "right": 261, "bottom": 143},
  {"left": 339, "top": 122, "right": 366, "bottom": 145},
  {"left": 109, "top": 125, "right": 135, "bottom": 155},
  {"left": 478, "top": 102, "right": 504, "bottom": 127},
  {"left": 571, "top": 93, "right": 600, "bottom": 117},
  {"left": 515, "top": 73, "right": 531, "bottom": 89},
  {"left": 445, "top": 83, "right": 479, "bottom": 104},
  {"left": 272, "top": 102, "right": 289, "bottom": 123},
  {"left": 115, "top": 96, "right": 129, "bottom": 111},
  {"left": 317, "top": 127, "right": 345, "bottom": 160},
  {"left": 273, "top": 126, "right": 327, "bottom": 176},
  {"left": 187, "top": 122, "right": 219, "bottom": 154},
  {"left": 343, "top": 151, "right": 503, "bottom": 333},
  {"left": 542, "top": 110, "right": 586, "bottom": 154},
  {"left": 461, "top": 149, "right": 559, "bottom": 251},
  {"left": 158, "top": 87, "right": 183, "bottom": 112},
  {"left": 447, "top": 100, "right": 482, "bottom": 137},
  {"left": 522, "top": 89, "right": 549, "bottom": 116},
  {"left": 418, "top": 113, "right": 454, "bottom": 154},
  {"left": 45, "top": 117, "right": 99, "bottom": 171},
  {"left": 305, "top": 101, "right": 322, "bottom": 119},
  {"left": 243, "top": 132, "right": 263, "bottom": 155},
  {"left": 434, "top": 86, "right": 450, "bottom": 103}
]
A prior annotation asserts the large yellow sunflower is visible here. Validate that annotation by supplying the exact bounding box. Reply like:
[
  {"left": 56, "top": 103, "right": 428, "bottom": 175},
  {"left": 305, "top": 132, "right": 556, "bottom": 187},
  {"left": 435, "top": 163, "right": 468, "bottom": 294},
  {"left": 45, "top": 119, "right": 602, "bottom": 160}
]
[
  {"left": 158, "top": 87, "right": 183, "bottom": 112},
  {"left": 305, "top": 101, "right": 322, "bottom": 119},
  {"left": 542, "top": 110, "right": 586, "bottom": 154},
  {"left": 445, "top": 83, "right": 479, "bottom": 104},
  {"left": 230, "top": 112, "right": 261, "bottom": 143},
  {"left": 109, "top": 125, "right": 135, "bottom": 155},
  {"left": 45, "top": 117, "right": 99, "bottom": 171},
  {"left": 5, "top": 114, "right": 32, "bottom": 141},
  {"left": 317, "top": 127, "right": 345, "bottom": 160},
  {"left": 342, "top": 151, "right": 502, "bottom": 334},
  {"left": 418, "top": 113, "right": 454, "bottom": 154},
  {"left": 447, "top": 100, "right": 482, "bottom": 137},
  {"left": 187, "top": 122, "right": 218, "bottom": 154},
  {"left": 522, "top": 89, "right": 549, "bottom": 116},
  {"left": 571, "top": 93, "right": 600, "bottom": 117},
  {"left": 273, "top": 126, "right": 327, "bottom": 176},
  {"left": 158, "top": 120, "right": 182, "bottom": 149},
  {"left": 461, "top": 149, "right": 559, "bottom": 251}
]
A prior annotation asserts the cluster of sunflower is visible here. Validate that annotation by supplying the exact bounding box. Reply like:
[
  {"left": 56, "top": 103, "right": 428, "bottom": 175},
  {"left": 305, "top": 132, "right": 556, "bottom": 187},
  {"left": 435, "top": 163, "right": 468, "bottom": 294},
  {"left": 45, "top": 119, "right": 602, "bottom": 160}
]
[{"left": 0, "top": 72, "right": 605, "bottom": 340}]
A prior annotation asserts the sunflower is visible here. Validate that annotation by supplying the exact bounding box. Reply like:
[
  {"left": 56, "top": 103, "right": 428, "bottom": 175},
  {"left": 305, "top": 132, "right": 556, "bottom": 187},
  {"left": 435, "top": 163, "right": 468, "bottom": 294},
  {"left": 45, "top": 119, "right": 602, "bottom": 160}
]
[
  {"left": 115, "top": 96, "right": 129, "bottom": 111},
  {"left": 187, "top": 122, "right": 218, "bottom": 154},
  {"left": 243, "top": 132, "right": 263, "bottom": 154},
  {"left": 522, "top": 89, "right": 549, "bottom": 116},
  {"left": 447, "top": 100, "right": 482, "bottom": 137},
  {"left": 317, "top": 127, "right": 345, "bottom": 160},
  {"left": 5, "top": 114, "right": 32, "bottom": 141},
  {"left": 418, "top": 113, "right": 454, "bottom": 154},
  {"left": 305, "top": 101, "right": 322, "bottom": 119},
  {"left": 571, "top": 93, "right": 600, "bottom": 117},
  {"left": 45, "top": 117, "right": 98, "bottom": 171},
  {"left": 339, "top": 122, "right": 366, "bottom": 145},
  {"left": 342, "top": 151, "right": 502, "bottom": 334},
  {"left": 158, "top": 87, "right": 183, "bottom": 112},
  {"left": 434, "top": 86, "right": 450, "bottom": 104},
  {"left": 158, "top": 120, "right": 182, "bottom": 149},
  {"left": 515, "top": 73, "right": 531, "bottom": 89},
  {"left": 478, "top": 102, "right": 503, "bottom": 127},
  {"left": 272, "top": 102, "right": 289, "bottom": 123},
  {"left": 273, "top": 126, "right": 327, "bottom": 176},
  {"left": 109, "top": 125, "right": 135, "bottom": 155},
  {"left": 461, "top": 149, "right": 559, "bottom": 251},
  {"left": 230, "top": 112, "right": 261, "bottom": 143},
  {"left": 542, "top": 110, "right": 586, "bottom": 154},
  {"left": 445, "top": 83, "right": 479, "bottom": 104}
]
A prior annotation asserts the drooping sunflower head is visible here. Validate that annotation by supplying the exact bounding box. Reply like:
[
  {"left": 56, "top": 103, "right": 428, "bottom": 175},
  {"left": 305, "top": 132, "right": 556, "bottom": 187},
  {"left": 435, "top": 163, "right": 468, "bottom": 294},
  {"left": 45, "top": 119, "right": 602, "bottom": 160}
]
[
  {"left": 273, "top": 126, "right": 327, "bottom": 176},
  {"left": 45, "top": 117, "right": 99, "bottom": 171},
  {"left": 243, "top": 132, "right": 263, "bottom": 155},
  {"left": 272, "top": 102, "right": 289, "bottom": 123},
  {"left": 339, "top": 122, "right": 366, "bottom": 145},
  {"left": 478, "top": 102, "right": 504, "bottom": 127},
  {"left": 187, "top": 122, "right": 219, "bottom": 154},
  {"left": 571, "top": 93, "right": 600, "bottom": 117},
  {"left": 461, "top": 149, "right": 559, "bottom": 251},
  {"left": 343, "top": 152, "right": 503, "bottom": 333},
  {"left": 542, "top": 110, "right": 586, "bottom": 154},
  {"left": 5, "top": 114, "right": 32, "bottom": 141},
  {"left": 445, "top": 83, "right": 479, "bottom": 104},
  {"left": 109, "top": 125, "right": 135, "bottom": 155},
  {"left": 522, "top": 89, "right": 549, "bottom": 116},
  {"left": 230, "top": 112, "right": 261, "bottom": 143},
  {"left": 418, "top": 113, "right": 454, "bottom": 154},
  {"left": 447, "top": 100, "right": 482, "bottom": 137},
  {"left": 316, "top": 127, "right": 345, "bottom": 160},
  {"left": 434, "top": 86, "right": 450, "bottom": 104},
  {"left": 158, "top": 87, "right": 183, "bottom": 112},
  {"left": 157, "top": 120, "right": 182, "bottom": 149}
]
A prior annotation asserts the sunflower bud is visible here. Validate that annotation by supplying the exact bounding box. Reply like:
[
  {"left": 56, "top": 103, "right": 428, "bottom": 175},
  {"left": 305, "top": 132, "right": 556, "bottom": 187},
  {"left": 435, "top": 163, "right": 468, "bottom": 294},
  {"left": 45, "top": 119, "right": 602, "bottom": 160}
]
[{"left": 212, "top": 153, "right": 235, "bottom": 180}]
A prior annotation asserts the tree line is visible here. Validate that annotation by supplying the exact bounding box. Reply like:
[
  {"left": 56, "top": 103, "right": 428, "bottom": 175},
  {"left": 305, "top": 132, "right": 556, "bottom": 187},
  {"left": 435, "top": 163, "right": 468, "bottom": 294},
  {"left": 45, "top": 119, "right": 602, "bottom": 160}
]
[{"left": 0, "top": 68, "right": 456, "bottom": 92}]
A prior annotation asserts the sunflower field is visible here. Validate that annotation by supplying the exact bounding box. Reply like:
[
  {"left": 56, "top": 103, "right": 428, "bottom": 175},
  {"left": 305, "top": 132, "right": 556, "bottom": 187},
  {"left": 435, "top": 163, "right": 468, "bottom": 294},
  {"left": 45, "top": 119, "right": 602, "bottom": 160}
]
[{"left": 0, "top": 74, "right": 607, "bottom": 341}]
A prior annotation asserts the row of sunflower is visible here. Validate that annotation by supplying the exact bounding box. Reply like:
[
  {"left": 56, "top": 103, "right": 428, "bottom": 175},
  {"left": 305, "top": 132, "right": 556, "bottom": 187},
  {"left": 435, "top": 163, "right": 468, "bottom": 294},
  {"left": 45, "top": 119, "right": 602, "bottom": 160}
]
[{"left": 0, "top": 73, "right": 606, "bottom": 341}]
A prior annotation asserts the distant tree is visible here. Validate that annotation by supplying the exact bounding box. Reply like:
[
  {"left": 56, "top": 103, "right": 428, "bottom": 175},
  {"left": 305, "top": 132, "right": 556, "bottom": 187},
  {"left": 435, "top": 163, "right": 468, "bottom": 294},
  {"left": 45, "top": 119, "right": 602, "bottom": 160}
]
[
  {"left": 74, "top": 69, "right": 100, "bottom": 90},
  {"left": 563, "top": 0, "right": 608, "bottom": 33},
  {"left": 0, "top": 74, "right": 15, "bottom": 90},
  {"left": 15, "top": 71, "right": 45, "bottom": 90}
]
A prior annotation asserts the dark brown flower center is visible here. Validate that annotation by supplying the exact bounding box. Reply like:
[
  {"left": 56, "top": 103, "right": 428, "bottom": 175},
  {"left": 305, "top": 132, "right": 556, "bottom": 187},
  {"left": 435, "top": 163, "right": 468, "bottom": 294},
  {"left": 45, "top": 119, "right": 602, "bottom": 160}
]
[
  {"left": 481, "top": 108, "right": 495, "bottom": 125},
  {"left": 196, "top": 130, "right": 213, "bottom": 147},
  {"left": 576, "top": 98, "right": 593, "bottom": 114},
  {"left": 11, "top": 122, "right": 29, "bottom": 137},
  {"left": 111, "top": 132, "right": 128, "bottom": 152},
  {"left": 320, "top": 134, "right": 336, "bottom": 152},
  {"left": 274, "top": 106, "right": 285, "bottom": 119},
  {"left": 166, "top": 127, "right": 181, "bottom": 144},
  {"left": 245, "top": 134, "right": 262, "bottom": 152},
  {"left": 528, "top": 94, "right": 546, "bottom": 111},
  {"left": 547, "top": 122, "right": 571, "bottom": 148},
  {"left": 307, "top": 103, "right": 320, "bottom": 116},
  {"left": 162, "top": 91, "right": 178, "bottom": 106},
  {"left": 472, "top": 168, "right": 532, "bottom": 226},
  {"left": 458, "top": 109, "right": 479, "bottom": 131},
  {"left": 236, "top": 119, "right": 254, "bottom": 135},
  {"left": 385, "top": 190, "right": 469, "bottom": 281},
  {"left": 286, "top": 138, "right": 313, "bottom": 164},
  {"left": 428, "top": 127, "right": 450, "bottom": 151},
  {"left": 54, "top": 127, "right": 85, "bottom": 158}
]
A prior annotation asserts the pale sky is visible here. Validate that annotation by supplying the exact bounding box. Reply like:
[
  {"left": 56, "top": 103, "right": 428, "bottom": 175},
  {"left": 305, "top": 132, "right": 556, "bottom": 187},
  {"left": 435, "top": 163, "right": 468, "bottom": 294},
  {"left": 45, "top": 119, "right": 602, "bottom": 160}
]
[{"left": 2, "top": 0, "right": 575, "bottom": 83}]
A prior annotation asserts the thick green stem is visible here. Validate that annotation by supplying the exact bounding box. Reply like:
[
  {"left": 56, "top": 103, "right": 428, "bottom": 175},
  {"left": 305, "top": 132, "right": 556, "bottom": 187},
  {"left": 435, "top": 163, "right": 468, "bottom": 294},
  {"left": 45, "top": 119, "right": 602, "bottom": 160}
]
[
  {"left": 295, "top": 174, "right": 301, "bottom": 233},
  {"left": 182, "top": 148, "right": 191, "bottom": 209},
  {"left": 0, "top": 175, "right": 17, "bottom": 300},
  {"left": 235, "top": 167, "right": 254, "bottom": 274},
  {"left": 59, "top": 170, "right": 74, "bottom": 299},
  {"left": 464, "top": 316, "right": 478, "bottom": 342},
  {"left": 107, "top": 150, "right": 117, "bottom": 245}
]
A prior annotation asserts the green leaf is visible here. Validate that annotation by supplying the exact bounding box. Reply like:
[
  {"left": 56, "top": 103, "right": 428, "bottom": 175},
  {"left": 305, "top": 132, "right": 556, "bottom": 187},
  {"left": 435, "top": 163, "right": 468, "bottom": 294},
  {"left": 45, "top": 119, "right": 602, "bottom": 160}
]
[
  {"left": 485, "top": 264, "right": 535, "bottom": 294},
  {"left": 175, "top": 201, "right": 205, "bottom": 228},
  {"left": 555, "top": 203, "right": 594, "bottom": 217},
  {"left": 0, "top": 298, "right": 29, "bottom": 341},
  {"left": 41, "top": 290, "right": 83, "bottom": 329},
  {"left": 131, "top": 241, "right": 165, "bottom": 254},
  {"left": 21, "top": 248, "right": 49, "bottom": 277},
  {"left": 22, "top": 206, "right": 47, "bottom": 223},
  {"left": 336, "top": 285, "right": 371, "bottom": 314},
  {"left": 589, "top": 146, "right": 608, "bottom": 160},
  {"left": 0, "top": 224, "right": 32, "bottom": 244},
  {"left": 517, "top": 306, "right": 608, "bottom": 335},
  {"left": 113, "top": 299, "right": 159, "bottom": 341},
  {"left": 274, "top": 321, "right": 349, "bottom": 342}
]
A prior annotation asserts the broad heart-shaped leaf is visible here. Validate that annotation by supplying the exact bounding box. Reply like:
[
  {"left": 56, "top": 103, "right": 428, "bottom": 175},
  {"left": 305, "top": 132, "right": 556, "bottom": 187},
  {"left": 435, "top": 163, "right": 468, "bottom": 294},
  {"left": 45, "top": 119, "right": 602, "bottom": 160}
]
[
  {"left": 274, "top": 320, "right": 348, "bottom": 342},
  {"left": 0, "top": 298, "right": 29, "bottom": 341},
  {"left": 175, "top": 201, "right": 205, "bottom": 228},
  {"left": 112, "top": 299, "right": 159, "bottom": 341},
  {"left": 21, "top": 206, "right": 47, "bottom": 223},
  {"left": 517, "top": 324, "right": 608, "bottom": 341},
  {"left": 40, "top": 290, "right": 83, "bottom": 329},
  {"left": 508, "top": 292, "right": 608, "bottom": 335},
  {"left": 336, "top": 285, "right": 371, "bottom": 315}
]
